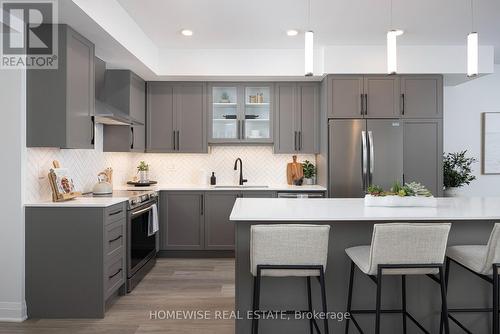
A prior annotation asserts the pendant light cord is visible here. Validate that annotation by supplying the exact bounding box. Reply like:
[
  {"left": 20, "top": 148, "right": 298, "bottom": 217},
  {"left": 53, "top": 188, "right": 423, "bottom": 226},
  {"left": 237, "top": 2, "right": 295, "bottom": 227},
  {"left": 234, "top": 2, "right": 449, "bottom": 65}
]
[
  {"left": 470, "top": 0, "right": 474, "bottom": 32},
  {"left": 307, "top": 0, "right": 311, "bottom": 30},
  {"left": 390, "top": 0, "right": 393, "bottom": 29}
]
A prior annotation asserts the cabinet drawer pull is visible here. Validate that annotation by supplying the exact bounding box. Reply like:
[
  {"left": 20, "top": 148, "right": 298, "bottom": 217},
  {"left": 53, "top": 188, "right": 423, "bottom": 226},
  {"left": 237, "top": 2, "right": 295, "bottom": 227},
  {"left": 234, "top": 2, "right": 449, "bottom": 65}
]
[
  {"left": 109, "top": 209, "right": 123, "bottom": 216},
  {"left": 109, "top": 235, "right": 123, "bottom": 243},
  {"left": 109, "top": 268, "right": 122, "bottom": 279}
]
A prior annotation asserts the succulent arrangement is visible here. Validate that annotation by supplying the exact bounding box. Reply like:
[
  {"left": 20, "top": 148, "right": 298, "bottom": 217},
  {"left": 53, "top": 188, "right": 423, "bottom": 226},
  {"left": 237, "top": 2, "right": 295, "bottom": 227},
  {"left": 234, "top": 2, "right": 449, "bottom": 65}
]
[{"left": 367, "top": 181, "right": 432, "bottom": 197}]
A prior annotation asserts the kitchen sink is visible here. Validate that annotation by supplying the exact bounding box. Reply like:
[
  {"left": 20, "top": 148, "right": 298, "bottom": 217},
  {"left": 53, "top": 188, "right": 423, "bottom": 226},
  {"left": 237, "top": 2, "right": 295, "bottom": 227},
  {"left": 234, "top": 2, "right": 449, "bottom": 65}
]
[{"left": 214, "top": 185, "right": 269, "bottom": 189}]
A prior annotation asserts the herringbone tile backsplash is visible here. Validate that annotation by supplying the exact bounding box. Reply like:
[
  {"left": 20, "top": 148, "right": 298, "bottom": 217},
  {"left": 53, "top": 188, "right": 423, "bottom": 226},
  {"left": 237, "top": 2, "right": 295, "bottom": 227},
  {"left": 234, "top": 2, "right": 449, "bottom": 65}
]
[{"left": 26, "top": 125, "right": 315, "bottom": 201}]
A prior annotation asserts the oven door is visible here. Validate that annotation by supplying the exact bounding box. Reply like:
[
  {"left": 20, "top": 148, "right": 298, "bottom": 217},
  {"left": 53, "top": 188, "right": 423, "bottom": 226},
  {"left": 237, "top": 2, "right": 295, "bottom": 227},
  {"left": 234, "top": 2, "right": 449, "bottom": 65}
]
[{"left": 127, "top": 201, "right": 157, "bottom": 277}]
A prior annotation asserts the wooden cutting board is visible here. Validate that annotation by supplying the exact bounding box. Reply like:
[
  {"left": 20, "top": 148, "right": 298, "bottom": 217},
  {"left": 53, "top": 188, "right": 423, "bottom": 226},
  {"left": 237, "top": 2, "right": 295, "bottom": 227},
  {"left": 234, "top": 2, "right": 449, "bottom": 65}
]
[{"left": 287, "top": 155, "right": 303, "bottom": 185}]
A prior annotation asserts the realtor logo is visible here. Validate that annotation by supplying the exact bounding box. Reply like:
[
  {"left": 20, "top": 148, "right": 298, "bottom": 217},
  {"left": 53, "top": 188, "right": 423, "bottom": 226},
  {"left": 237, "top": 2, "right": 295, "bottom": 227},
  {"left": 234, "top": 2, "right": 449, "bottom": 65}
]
[{"left": 1, "top": 0, "right": 58, "bottom": 69}]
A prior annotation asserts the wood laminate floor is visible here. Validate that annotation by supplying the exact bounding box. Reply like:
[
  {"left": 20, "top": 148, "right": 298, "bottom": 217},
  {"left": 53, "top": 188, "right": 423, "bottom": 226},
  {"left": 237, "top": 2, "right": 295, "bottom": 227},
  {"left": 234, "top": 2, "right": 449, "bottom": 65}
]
[{"left": 0, "top": 259, "right": 235, "bottom": 334}]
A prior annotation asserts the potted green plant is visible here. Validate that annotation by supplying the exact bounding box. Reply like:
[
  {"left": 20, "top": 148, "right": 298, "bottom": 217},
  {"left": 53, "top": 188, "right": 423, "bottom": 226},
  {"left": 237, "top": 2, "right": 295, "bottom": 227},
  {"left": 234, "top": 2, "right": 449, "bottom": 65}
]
[
  {"left": 137, "top": 161, "right": 150, "bottom": 183},
  {"left": 302, "top": 160, "right": 316, "bottom": 185},
  {"left": 220, "top": 92, "right": 230, "bottom": 103},
  {"left": 443, "top": 151, "right": 476, "bottom": 197}
]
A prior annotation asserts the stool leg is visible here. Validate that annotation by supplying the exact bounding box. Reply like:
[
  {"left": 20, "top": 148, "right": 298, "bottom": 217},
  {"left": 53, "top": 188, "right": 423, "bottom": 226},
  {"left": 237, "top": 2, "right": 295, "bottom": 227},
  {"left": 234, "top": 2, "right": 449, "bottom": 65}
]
[
  {"left": 252, "top": 267, "right": 262, "bottom": 334},
  {"left": 319, "top": 267, "right": 329, "bottom": 334},
  {"left": 402, "top": 275, "right": 407, "bottom": 334},
  {"left": 307, "top": 276, "right": 313, "bottom": 334},
  {"left": 345, "top": 261, "right": 355, "bottom": 334},
  {"left": 375, "top": 267, "right": 383, "bottom": 334},
  {"left": 439, "top": 265, "right": 450, "bottom": 334},
  {"left": 494, "top": 264, "right": 499, "bottom": 334},
  {"left": 440, "top": 257, "right": 451, "bottom": 334}
]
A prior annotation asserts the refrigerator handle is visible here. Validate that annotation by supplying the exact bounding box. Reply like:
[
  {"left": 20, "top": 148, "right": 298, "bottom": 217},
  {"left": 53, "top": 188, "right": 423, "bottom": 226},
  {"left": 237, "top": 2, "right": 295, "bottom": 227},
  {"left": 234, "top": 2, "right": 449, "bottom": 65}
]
[
  {"left": 361, "top": 131, "right": 367, "bottom": 191},
  {"left": 368, "top": 131, "right": 374, "bottom": 185}
]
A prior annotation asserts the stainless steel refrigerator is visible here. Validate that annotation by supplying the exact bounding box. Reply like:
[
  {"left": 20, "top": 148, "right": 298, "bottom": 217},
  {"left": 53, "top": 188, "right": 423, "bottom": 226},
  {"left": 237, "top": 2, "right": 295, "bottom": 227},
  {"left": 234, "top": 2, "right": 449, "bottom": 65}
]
[{"left": 328, "top": 119, "right": 403, "bottom": 198}]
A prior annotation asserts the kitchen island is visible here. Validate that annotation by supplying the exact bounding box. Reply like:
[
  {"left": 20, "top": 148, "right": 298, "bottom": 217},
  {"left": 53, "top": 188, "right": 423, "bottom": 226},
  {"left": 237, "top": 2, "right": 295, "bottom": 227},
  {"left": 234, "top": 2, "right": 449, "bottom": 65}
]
[{"left": 230, "top": 197, "right": 500, "bottom": 334}]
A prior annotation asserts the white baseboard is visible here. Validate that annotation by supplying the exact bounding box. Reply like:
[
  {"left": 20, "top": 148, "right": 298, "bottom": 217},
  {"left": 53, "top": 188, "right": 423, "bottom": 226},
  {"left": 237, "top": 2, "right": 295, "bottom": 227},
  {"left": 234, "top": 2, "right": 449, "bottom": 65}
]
[{"left": 0, "top": 301, "right": 27, "bottom": 322}]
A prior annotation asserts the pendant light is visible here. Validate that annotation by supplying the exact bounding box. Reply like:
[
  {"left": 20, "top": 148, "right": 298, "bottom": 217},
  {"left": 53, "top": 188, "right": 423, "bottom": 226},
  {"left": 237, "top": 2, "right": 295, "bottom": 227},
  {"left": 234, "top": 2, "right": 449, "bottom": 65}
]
[
  {"left": 304, "top": 0, "right": 313, "bottom": 76},
  {"left": 467, "top": 0, "right": 478, "bottom": 77},
  {"left": 387, "top": 0, "right": 403, "bottom": 75}
]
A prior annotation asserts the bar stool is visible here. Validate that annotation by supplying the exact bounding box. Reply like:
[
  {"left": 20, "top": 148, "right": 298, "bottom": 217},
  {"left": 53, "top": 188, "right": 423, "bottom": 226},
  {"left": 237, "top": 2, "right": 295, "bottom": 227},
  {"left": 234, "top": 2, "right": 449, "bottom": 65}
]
[
  {"left": 344, "top": 223, "right": 451, "bottom": 334},
  {"left": 442, "top": 223, "right": 500, "bottom": 334},
  {"left": 250, "top": 224, "right": 331, "bottom": 334}
]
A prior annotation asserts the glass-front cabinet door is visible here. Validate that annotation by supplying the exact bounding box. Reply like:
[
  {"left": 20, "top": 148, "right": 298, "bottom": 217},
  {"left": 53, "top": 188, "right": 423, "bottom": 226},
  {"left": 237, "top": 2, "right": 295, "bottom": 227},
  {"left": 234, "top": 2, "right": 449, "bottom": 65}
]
[
  {"left": 243, "top": 85, "right": 272, "bottom": 142},
  {"left": 211, "top": 86, "right": 239, "bottom": 141},
  {"left": 209, "top": 83, "right": 273, "bottom": 143}
]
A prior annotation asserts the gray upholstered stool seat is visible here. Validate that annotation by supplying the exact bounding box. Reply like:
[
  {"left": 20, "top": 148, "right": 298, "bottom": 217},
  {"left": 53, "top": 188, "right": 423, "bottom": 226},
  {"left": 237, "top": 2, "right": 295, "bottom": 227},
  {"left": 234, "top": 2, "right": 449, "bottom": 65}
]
[
  {"left": 250, "top": 224, "right": 331, "bottom": 334},
  {"left": 344, "top": 223, "right": 452, "bottom": 334},
  {"left": 442, "top": 223, "right": 500, "bottom": 333}
]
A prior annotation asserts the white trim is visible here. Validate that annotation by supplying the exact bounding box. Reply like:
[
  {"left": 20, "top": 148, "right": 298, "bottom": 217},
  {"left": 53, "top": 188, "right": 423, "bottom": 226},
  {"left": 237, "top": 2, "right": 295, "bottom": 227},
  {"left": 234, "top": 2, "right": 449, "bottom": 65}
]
[{"left": 0, "top": 301, "right": 27, "bottom": 322}]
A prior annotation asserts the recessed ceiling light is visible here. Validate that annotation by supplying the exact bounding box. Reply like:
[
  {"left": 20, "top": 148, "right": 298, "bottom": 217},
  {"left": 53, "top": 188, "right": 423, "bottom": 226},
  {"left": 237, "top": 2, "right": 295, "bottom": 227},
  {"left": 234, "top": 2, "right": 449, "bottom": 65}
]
[
  {"left": 181, "top": 29, "right": 193, "bottom": 36},
  {"left": 286, "top": 29, "right": 299, "bottom": 37}
]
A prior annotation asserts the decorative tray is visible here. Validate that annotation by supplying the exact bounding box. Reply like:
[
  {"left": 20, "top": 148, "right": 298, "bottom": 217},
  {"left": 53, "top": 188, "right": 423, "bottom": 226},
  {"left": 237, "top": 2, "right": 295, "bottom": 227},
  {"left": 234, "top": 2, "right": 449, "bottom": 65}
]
[{"left": 127, "top": 181, "right": 158, "bottom": 187}]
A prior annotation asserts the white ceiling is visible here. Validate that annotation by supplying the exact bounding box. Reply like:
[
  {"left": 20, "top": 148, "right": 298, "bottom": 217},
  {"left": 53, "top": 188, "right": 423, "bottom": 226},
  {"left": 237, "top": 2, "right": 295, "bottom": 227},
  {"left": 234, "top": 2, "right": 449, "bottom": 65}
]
[{"left": 117, "top": 0, "right": 500, "bottom": 62}]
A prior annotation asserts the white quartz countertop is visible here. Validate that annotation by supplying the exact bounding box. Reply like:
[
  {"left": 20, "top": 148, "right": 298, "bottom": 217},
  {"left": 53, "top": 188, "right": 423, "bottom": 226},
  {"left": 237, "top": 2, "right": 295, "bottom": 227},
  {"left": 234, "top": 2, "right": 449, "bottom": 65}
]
[
  {"left": 25, "top": 196, "right": 129, "bottom": 208},
  {"left": 25, "top": 184, "right": 327, "bottom": 208},
  {"left": 229, "top": 197, "right": 500, "bottom": 222},
  {"left": 114, "top": 184, "right": 327, "bottom": 192}
]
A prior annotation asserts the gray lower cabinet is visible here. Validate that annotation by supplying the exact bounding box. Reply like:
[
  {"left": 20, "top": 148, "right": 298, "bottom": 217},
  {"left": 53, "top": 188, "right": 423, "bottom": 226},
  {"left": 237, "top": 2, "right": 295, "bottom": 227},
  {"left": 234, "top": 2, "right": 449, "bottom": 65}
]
[
  {"left": 25, "top": 202, "right": 126, "bottom": 318},
  {"left": 160, "top": 192, "right": 205, "bottom": 250},
  {"left": 147, "top": 82, "right": 207, "bottom": 153},
  {"left": 274, "top": 82, "right": 319, "bottom": 153},
  {"left": 160, "top": 190, "right": 277, "bottom": 251},
  {"left": 204, "top": 192, "right": 239, "bottom": 250},
  {"left": 27, "top": 24, "right": 95, "bottom": 148},
  {"left": 403, "top": 119, "right": 443, "bottom": 197},
  {"left": 401, "top": 75, "right": 443, "bottom": 118}
]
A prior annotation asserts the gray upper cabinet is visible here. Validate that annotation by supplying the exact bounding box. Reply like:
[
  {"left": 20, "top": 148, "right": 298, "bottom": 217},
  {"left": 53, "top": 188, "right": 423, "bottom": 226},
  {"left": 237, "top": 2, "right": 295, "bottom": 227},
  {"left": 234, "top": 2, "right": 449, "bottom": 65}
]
[
  {"left": 176, "top": 83, "right": 207, "bottom": 153},
  {"left": 103, "top": 70, "right": 146, "bottom": 124},
  {"left": 204, "top": 192, "right": 238, "bottom": 250},
  {"left": 401, "top": 75, "right": 443, "bottom": 119},
  {"left": 363, "top": 76, "right": 400, "bottom": 118},
  {"left": 103, "top": 70, "right": 146, "bottom": 152},
  {"left": 403, "top": 119, "right": 443, "bottom": 196},
  {"left": 160, "top": 192, "right": 204, "bottom": 250},
  {"left": 103, "top": 125, "right": 145, "bottom": 152},
  {"left": 274, "top": 82, "right": 319, "bottom": 154},
  {"left": 27, "top": 24, "right": 95, "bottom": 149},
  {"left": 327, "top": 75, "right": 364, "bottom": 118},
  {"left": 147, "top": 82, "right": 207, "bottom": 153},
  {"left": 147, "top": 82, "right": 175, "bottom": 152}
]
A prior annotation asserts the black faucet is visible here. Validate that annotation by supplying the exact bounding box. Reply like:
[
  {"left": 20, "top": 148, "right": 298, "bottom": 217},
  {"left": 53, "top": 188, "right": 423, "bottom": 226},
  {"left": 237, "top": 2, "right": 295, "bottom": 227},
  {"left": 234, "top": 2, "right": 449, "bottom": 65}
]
[{"left": 234, "top": 158, "right": 247, "bottom": 186}]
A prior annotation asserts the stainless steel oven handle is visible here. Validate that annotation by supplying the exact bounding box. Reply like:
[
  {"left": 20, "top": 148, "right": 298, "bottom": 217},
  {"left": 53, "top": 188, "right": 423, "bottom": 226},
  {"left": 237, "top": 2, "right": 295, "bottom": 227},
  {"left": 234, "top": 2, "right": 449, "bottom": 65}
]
[{"left": 131, "top": 205, "right": 153, "bottom": 217}]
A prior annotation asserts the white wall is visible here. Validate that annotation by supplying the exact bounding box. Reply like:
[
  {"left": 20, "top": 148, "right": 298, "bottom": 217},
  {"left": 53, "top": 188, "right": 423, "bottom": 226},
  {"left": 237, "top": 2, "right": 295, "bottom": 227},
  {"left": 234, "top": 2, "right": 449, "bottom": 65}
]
[
  {"left": 444, "top": 65, "right": 500, "bottom": 196},
  {"left": 0, "top": 68, "right": 26, "bottom": 321}
]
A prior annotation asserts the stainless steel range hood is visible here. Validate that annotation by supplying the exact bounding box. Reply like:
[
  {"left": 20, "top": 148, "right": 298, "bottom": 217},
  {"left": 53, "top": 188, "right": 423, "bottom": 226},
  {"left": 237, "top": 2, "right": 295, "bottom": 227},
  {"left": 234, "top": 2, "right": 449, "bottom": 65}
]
[
  {"left": 94, "top": 99, "right": 131, "bottom": 125},
  {"left": 94, "top": 56, "right": 131, "bottom": 126}
]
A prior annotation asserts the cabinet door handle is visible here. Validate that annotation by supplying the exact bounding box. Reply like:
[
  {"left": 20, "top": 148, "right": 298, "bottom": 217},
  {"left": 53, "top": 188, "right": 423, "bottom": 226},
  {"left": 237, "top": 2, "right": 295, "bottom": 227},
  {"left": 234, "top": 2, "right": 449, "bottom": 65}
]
[
  {"left": 401, "top": 93, "right": 405, "bottom": 115},
  {"left": 90, "top": 116, "right": 95, "bottom": 145},
  {"left": 294, "top": 131, "right": 298, "bottom": 151},
  {"left": 176, "top": 131, "right": 180, "bottom": 151},
  {"left": 173, "top": 131, "right": 176, "bottom": 150},
  {"left": 364, "top": 94, "right": 368, "bottom": 115},
  {"left": 200, "top": 194, "right": 204, "bottom": 215},
  {"left": 299, "top": 131, "right": 302, "bottom": 151},
  {"left": 241, "top": 120, "right": 245, "bottom": 139},
  {"left": 130, "top": 127, "right": 134, "bottom": 149},
  {"left": 109, "top": 268, "right": 122, "bottom": 280},
  {"left": 109, "top": 235, "right": 123, "bottom": 243},
  {"left": 109, "top": 209, "right": 123, "bottom": 216},
  {"left": 360, "top": 94, "right": 364, "bottom": 115}
]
